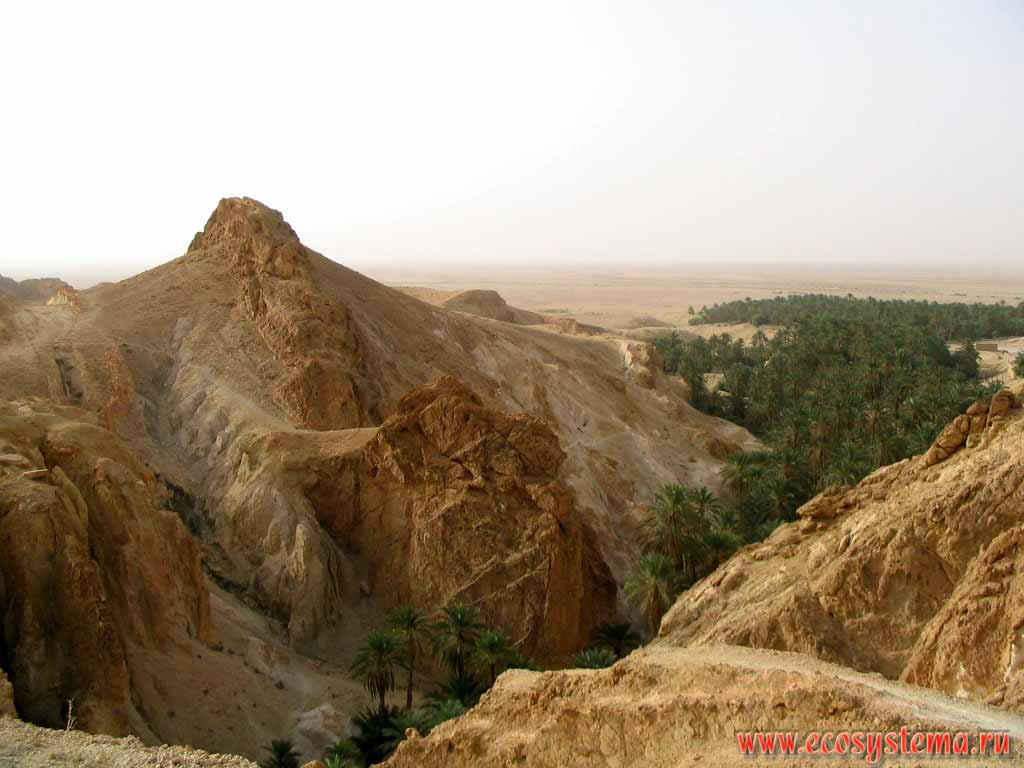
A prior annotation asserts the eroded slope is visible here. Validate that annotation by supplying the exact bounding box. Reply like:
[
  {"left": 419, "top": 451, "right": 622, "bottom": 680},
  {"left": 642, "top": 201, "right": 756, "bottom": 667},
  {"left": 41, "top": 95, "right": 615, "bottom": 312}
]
[
  {"left": 384, "top": 644, "right": 1024, "bottom": 767},
  {"left": 661, "top": 384, "right": 1024, "bottom": 710}
]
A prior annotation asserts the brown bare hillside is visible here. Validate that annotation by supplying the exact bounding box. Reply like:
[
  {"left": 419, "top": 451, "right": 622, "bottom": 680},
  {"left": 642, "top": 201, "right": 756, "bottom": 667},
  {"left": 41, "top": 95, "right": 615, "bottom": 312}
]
[{"left": 661, "top": 383, "right": 1024, "bottom": 710}]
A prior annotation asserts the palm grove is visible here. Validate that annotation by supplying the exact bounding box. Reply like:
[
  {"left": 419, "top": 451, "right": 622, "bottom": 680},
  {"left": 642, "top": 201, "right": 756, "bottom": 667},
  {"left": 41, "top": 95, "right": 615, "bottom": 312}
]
[{"left": 639, "top": 295, "right": 1022, "bottom": 606}]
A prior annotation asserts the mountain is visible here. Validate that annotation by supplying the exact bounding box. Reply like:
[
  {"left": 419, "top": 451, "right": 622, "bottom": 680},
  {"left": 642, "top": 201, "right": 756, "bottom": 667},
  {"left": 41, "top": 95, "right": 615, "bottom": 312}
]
[
  {"left": 0, "top": 274, "right": 73, "bottom": 303},
  {"left": 0, "top": 197, "right": 753, "bottom": 756}
]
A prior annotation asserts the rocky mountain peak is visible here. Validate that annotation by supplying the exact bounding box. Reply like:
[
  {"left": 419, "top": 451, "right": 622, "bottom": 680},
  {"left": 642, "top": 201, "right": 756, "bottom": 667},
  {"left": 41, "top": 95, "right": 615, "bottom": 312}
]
[{"left": 187, "top": 197, "right": 305, "bottom": 278}]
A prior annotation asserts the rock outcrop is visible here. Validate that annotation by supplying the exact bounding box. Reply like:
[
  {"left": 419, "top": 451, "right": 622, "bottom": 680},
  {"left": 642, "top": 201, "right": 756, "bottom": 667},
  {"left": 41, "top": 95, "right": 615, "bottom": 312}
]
[
  {"left": 660, "top": 383, "right": 1024, "bottom": 709},
  {"left": 204, "top": 377, "right": 614, "bottom": 659},
  {"left": 903, "top": 524, "right": 1024, "bottom": 710},
  {"left": 45, "top": 286, "right": 82, "bottom": 310},
  {"left": 0, "top": 400, "right": 210, "bottom": 735},
  {"left": 620, "top": 341, "right": 665, "bottom": 389},
  {"left": 538, "top": 316, "right": 605, "bottom": 336},
  {"left": 187, "top": 197, "right": 368, "bottom": 430},
  {"left": 354, "top": 377, "right": 615, "bottom": 658},
  {"left": 925, "top": 388, "right": 1017, "bottom": 464}
]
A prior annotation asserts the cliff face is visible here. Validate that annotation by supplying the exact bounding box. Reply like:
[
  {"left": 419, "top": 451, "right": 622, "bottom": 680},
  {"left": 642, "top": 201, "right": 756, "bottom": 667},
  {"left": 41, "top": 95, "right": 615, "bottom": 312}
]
[
  {"left": 0, "top": 400, "right": 209, "bottom": 735},
  {"left": 351, "top": 377, "right": 614, "bottom": 658},
  {"left": 204, "top": 376, "right": 613, "bottom": 659},
  {"left": 660, "top": 384, "right": 1024, "bottom": 709}
]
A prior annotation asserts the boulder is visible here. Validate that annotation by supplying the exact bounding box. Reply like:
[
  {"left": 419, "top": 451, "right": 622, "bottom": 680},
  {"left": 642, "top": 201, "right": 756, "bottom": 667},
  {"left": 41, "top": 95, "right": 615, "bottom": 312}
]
[{"left": 987, "top": 388, "right": 1019, "bottom": 427}]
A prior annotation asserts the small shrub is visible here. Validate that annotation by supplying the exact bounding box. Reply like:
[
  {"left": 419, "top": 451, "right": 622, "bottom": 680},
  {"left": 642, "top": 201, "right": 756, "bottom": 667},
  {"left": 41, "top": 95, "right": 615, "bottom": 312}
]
[
  {"left": 573, "top": 647, "right": 618, "bottom": 669},
  {"left": 351, "top": 705, "right": 401, "bottom": 766},
  {"left": 323, "top": 739, "right": 360, "bottom": 768},
  {"left": 426, "top": 698, "right": 467, "bottom": 727},
  {"left": 259, "top": 739, "right": 300, "bottom": 768}
]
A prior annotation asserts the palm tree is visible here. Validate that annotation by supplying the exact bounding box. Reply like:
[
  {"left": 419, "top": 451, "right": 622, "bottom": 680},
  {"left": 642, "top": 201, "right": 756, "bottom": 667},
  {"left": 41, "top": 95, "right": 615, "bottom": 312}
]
[
  {"left": 473, "top": 630, "right": 512, "bottom": 686},
  {"left": 433, "top": 603, "right": 484, "bottom": 681},
  {"left": 351, "top": 630, "right": 403, "bottom": 716},
  {"left": 389, "top": 605, "right": 431, "bottom": 710},
  {"left": 260, "top": 739, "right": 300, "bottom": 768},
  {"left": 504, "top": 648, "right": 537, "bottom": 671},
  {"left": 624, "top": 554, "right": 676, "bottom": 636},
  {"left": 822, "top": 443, "right": 867, "bottom": 488},
  {"left": 762, "top": 470, "right": 793, "bottom": 518},
  {"left": 689, "top": 486, "right": 721, "bottom": 520},
  {"left": 593, "top": 622, "right": 640, "bottom": 659},
  {"left": 644, "top": 484, "right": 696, "bottom": 573},
  {"left": 722, "top": 451, "right": 767, "bottom": 496}
]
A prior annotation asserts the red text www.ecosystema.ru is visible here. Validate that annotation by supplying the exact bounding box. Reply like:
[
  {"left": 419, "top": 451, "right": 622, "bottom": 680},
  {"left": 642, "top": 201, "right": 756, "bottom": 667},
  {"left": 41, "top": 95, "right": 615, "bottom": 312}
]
[{"left": 736, "top": 727, "right": 1013, "bottom": 762}]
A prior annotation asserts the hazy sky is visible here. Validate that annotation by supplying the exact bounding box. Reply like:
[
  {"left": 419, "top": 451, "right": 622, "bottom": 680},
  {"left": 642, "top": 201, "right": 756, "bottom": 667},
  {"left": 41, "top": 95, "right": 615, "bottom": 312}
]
[{"left": 2, "top": 1, "right": 1022, "bottom": 286}]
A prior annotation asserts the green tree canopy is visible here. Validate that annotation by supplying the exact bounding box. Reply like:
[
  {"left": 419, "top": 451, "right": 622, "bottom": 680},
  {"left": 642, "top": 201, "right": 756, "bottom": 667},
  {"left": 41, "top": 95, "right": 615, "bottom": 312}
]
[{"left": 351, "top": 630, "right": 403, "bottom": 716}]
